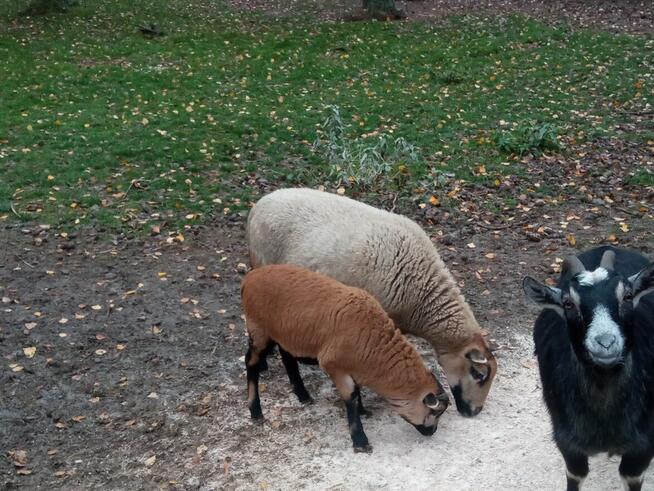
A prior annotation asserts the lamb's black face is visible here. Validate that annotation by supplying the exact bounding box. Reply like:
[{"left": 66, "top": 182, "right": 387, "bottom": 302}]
[{"left": 563, "top": 269, "right": 631, "bottom": 368}]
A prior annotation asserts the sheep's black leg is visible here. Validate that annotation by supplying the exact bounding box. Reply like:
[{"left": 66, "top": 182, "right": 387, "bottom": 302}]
[
  {"left": 619, "top": 452, "right": 652, "bottom": 491},
  {"left": 356, "top": 386, "right": 372, "bottom": 418},
  {"left": 279, "top": 347, "right": 313, "bottom": 404},
  {"left": 245, "top": 340, "right": 275, "bottom": 420},
  {"left": 560, "top": 449, "right": 588, "bottom": 491},
  {"left": 346, "top": 386, "right": 371, "bottom": 453}
]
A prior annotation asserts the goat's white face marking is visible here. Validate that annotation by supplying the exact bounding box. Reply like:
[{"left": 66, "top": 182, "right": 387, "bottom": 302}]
[
  {"left": 584, "top": 304, "right": 625, "bottom": 364},
  {"left": 615, "top": 281, "right": 625, "bottom": 301},
  {"left": 577, "top": 267, "right": 609, "bottom": 286}
]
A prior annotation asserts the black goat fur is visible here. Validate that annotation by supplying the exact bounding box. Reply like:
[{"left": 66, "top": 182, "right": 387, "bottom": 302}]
[{"left": 529, "top": 246, "right": 654, "bottom": 490}]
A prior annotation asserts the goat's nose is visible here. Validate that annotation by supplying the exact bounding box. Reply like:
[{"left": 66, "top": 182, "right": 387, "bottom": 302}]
[{"left": 595, "top": 334, "right": 616, "bottom": 350}]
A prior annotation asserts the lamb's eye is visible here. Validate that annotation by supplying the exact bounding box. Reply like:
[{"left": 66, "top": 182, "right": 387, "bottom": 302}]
[{"left": 562, "top": 299, "right": 575, "bottom": 310}]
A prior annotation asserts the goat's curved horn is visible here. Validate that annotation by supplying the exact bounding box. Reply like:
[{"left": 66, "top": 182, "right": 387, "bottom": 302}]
[
  {"left": 600, "top": 250, "right": 616, "bottom": 271},
  {"left": 469, "top": 355, "right": 488, "bottom": 365},
  {"left": 562, "top": 255, "right": 586, "bottom": 277}
]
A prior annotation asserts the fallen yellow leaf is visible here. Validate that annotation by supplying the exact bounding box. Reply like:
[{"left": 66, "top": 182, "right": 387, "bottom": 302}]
[
  {"left": 8, "top": 449, "right": 27, "bottom": 467},
  {"left": 23, "top": 347, "right": 36, "bottom": 358}
]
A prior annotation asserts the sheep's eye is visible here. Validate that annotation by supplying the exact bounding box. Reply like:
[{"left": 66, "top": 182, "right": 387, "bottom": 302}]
[
  {"left": 562, "top": 299, "right": 575, "bottom": 310},
  {"left": 470, "top": 366, "right": 487, "bottom": 383}
]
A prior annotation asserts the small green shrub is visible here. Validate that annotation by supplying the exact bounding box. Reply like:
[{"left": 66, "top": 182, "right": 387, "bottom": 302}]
[
  {"left": 313, "top": 105, "right": 420, "bottom": 188},
  {"left": 493, "top": 121, "right": 561, "bottom": 156},
  {"left": 22, "top": 0, "right": 79, "bottom": 15},
  {"left": 439, "top": 70, "right": 465, "bottom": 85}
]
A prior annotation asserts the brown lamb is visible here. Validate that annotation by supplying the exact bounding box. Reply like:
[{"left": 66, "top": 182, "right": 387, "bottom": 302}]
[{"left": 241, "top": 264, "right": 450, "bottom": 453}]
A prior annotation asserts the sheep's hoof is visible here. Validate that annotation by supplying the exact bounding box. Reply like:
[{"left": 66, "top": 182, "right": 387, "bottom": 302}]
[{"left": 353, "top": 444, "right": 373, "bottom": 454}]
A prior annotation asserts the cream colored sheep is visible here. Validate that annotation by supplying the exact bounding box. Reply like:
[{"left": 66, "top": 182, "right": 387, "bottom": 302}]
[
  {"left": 246, "top": 187, "right": 496, "bottom": 416},
  {"left": 241, "top": 264, "right": 450, "bottom": 453}
]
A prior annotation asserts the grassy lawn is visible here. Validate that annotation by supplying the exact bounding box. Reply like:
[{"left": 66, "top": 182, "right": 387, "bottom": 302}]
[{"left": 1, "top": 0, "right": 652, "bottom": 232}]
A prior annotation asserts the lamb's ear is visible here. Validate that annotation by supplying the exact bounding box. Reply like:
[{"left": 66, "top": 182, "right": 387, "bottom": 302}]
[
  {"left": 629, "top": 263, "right": 654, "bottom": 297},
  {"left": 423, "top": 393, "right": 446, "bottom": 410},
  {"left": 522, "top": 276, "right": 562, "bottom": 306}
]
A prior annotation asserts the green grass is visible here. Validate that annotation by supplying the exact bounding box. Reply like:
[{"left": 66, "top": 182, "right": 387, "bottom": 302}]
[
  {"left": 1, "top": 0, "right": 652, "bottom": 232},
  {"left": 630, "top": 169, "right": 654, "bottom": 186}
]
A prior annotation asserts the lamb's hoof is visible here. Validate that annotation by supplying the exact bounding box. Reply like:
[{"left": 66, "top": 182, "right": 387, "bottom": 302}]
[
  {"left": 298, "top": 395, "right": 314, "bottom": 405},
  {"left": 250, "top": 413, "right": 264, "bottom": 423},
  {"left": 360, "top": 408, "right": 372, "bottom": 418},
  {"left": 353, "top": 444, "right": 373, "bottom": 454}
]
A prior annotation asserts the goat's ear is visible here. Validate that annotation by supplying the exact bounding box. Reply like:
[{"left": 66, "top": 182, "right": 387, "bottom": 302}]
[
  {"left": 629, "top": 263, "right": 654, "bottom": 296},
  {"left": 522, "top": 276, "right": 562, "bottom": 306}
]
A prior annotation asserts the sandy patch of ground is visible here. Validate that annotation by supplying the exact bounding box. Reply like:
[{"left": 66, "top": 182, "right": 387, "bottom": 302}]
[{"left": 210, "top": 333, "right": 652, "bottom": 491}]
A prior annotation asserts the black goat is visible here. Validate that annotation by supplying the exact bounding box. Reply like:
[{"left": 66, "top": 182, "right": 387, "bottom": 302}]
[{"left": 523, "top": 246, "right": 654, "bottom": 491}]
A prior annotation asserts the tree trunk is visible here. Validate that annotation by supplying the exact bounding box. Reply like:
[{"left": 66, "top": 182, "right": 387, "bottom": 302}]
[{"left": 362, "top": 0, "right": 406, "bottom": 20}]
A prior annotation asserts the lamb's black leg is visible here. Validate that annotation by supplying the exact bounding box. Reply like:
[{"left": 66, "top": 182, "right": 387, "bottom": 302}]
[
  {"left": 279, "top": 347, "right": 313, "bottom": 404},
  {"left": 346, "top": 387, "right": 371, "bottom": 453},
  {"left": 356, "top": 386, "right": 372, "bottom": 418},
  {"left": 619, "top": 452, "right": 652, "bottom": 491},
  {"left": 560, "top": 449, "right": 588, "bottom": 491},
  {"left": 322, "top": 366, "right": 372, "bottom": 453},
  {"left": 245, "top": 341, "right": 275, "bottom": 420}
]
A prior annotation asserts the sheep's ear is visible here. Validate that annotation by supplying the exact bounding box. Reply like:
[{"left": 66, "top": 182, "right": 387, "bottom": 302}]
[
  {"left": 465, "top": 349, "right": 488, "bottom": 365},
  {"left": 629, "top": 263, "right": 654, "bottom": 297},
  {"left": 522, "top": 276, "right": 562, "bottom": 306}
]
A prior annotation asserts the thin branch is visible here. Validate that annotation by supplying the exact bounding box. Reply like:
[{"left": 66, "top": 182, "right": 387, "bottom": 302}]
[
  {"left": 476, "top": 222, "right": 512, "bottom": 231},
  {"left": 10, "top": 202, "right": 22, "bottom": 218},
  {"left": 14, "top": 254, "right": 35, "bottom": 269},
  {"left": 389, "top": 193, "right": 398, "bottom": 213}
]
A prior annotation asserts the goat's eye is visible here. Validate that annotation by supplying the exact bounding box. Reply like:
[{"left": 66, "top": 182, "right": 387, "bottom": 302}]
[
  {"left": 624, "top": 291, "right": 634, "bottom": 302},
  {"left": 562, "top": 299, "right": 575, "bottom": 310}
]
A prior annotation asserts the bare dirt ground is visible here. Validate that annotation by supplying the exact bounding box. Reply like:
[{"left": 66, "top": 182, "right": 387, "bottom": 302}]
[
  {"left": 2, "top": 136, "right": 653, "bottom": 490},
  {"left": 227, "top": 0, "right": 654, "bottom": 34}
]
